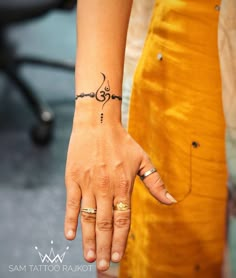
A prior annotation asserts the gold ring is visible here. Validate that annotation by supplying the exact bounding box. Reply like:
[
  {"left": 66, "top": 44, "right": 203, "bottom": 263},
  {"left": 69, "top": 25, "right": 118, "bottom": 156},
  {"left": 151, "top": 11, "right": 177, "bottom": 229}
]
[
  {"left": 81, "top": 208, "right": 97, "bottom": 214},
  {"left": 113, "top": 202, "right": 130, "bottom": 211}
]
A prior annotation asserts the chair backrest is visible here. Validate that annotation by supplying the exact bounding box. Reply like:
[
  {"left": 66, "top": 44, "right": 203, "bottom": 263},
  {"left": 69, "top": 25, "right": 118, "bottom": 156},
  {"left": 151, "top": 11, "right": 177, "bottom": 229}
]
[
  {"left": 59, "top": 0, "right": 77, "bottom": 10},
  {"left": 0, "top": 0, "right": 76, "bottom": 26}
]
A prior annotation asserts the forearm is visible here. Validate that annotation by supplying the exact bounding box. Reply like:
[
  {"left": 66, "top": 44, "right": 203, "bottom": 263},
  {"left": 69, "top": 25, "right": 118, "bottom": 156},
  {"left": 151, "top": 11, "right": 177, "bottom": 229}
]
[{"left": 74, "top": 0, "right": 133, "bottom": 126}]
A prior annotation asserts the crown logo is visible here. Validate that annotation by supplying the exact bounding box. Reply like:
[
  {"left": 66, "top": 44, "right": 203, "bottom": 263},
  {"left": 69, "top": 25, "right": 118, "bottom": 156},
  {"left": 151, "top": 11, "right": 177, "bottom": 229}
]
[{"left": 35, "top": 240, "right": 69, "bottom": 264}]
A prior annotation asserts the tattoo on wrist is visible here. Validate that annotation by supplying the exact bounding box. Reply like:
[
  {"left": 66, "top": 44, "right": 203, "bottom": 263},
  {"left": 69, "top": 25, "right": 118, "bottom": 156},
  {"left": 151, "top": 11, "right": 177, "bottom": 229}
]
[{"left": 75, "top": 72, "right": 122, "bottom": 123}]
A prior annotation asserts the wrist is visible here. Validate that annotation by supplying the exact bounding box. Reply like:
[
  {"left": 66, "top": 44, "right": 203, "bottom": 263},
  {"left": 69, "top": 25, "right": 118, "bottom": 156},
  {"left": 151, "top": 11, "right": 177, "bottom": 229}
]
[
  {"left": 73, "top": 71, "right": 122, "bottom": 127},
  {"left": 73, "top": 101, "right": 122, "bottom": 128}
]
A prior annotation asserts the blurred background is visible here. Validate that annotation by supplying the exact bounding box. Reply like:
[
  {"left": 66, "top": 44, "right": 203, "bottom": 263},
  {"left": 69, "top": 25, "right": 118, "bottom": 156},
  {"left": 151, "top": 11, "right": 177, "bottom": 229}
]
[{"left": 0, "top": 1, "right": 235, "bottom": 278}]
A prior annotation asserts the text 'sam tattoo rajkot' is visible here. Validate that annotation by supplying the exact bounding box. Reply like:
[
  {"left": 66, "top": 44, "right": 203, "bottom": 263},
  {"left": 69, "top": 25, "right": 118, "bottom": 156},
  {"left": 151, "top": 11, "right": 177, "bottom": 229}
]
[{"left": 75, "top": 72, "right": 122, "bottom": 123}]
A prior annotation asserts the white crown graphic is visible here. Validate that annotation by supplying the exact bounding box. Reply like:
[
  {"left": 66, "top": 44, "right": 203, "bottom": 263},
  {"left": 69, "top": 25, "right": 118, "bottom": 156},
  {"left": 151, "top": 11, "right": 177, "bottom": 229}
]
[{"left": 35, "top": 240, "right": 69, "bottom": 264}]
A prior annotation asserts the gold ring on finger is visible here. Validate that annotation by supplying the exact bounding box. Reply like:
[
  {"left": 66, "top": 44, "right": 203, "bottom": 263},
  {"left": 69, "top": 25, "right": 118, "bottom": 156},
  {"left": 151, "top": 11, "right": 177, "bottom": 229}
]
[
  {"left": 81, "top": 208, "right": 97, "bottom": 214},
  {"left": 113, "top": 202, "right": 130, "bottom": 211}
]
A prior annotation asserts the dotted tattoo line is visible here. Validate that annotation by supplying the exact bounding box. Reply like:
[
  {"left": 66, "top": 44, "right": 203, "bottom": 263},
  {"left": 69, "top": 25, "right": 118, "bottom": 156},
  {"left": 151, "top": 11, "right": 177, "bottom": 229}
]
[{"left": 100, "top": 113, "right": 104, "bottom": 124}]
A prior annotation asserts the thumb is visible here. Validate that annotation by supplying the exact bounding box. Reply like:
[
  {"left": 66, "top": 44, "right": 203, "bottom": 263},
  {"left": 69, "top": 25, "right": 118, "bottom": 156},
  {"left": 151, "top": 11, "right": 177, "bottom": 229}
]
[{"left": 138, "top": 153, "right": 177, "bottom": 205}]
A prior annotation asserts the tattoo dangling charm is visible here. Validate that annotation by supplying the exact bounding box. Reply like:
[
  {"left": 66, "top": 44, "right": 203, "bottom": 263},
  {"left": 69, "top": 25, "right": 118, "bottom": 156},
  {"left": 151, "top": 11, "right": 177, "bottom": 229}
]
[
  {"left": 75, "top": 72, "right": 122, "bottom": 124},
  {"left": 100, "top": 113, "right": 104, "bottom": 124}
]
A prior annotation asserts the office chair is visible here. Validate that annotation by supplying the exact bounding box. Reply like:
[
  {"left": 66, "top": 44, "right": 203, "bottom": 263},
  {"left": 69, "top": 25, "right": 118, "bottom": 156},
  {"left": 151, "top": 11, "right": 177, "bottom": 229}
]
[{"left": 0, "top": 0, "right": 76, "bottom": 145}]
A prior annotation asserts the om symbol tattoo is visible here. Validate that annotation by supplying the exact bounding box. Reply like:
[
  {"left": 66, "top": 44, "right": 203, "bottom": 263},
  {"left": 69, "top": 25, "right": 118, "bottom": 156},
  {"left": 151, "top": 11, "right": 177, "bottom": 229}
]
[
  {"left": 95, "top": 72, "right": 111, "bottom": 108},
  {"left": 75, "top": 72, "right": 122, "bottom": 123}
]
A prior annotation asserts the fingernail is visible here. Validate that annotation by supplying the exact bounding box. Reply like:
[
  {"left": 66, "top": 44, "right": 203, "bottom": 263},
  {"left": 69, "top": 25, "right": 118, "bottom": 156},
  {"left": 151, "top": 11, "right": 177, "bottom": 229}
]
[
  {"left": 112, "top": 252, "right": 120, "bottom": 261},
  {"left": 87, "top": 250, "right": 95, "bottom": 259},
  {"left": 166, "top": 192, "right": 177, "bottom": 203},
  {"left": 99, "top": 259, "right": 108, "bottom": 269},
  {"left": 67, "top": 230, "right": 74, "bottom": 238}
]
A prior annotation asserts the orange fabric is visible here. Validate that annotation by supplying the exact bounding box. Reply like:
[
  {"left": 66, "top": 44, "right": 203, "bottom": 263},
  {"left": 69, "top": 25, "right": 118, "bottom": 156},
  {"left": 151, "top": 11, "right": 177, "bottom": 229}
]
[{"left": 120, "top": 0, "right": 228, "bottom": 277}]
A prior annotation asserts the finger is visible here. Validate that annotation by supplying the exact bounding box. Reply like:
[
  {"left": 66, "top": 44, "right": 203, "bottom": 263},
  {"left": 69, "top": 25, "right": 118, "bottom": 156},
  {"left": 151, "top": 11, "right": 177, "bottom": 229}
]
[
  {"left": 96, "top": 199, "right": 113, "bottom": 271},
  {"left": 139, "top": 154, "right": 177, "bottom": 205},
  {"left": 95, "top": 182, "right": 113, "bottom": 272},
  {"left": 64, "top": 181, "right": 81, "bottom": 240},
  {"left": 111, "top": 209, "right": 131, "bottom": 262},
  {"left": 111, "top": 173, "right": 131, "bottom": 262},
  {"left": 80, "top": 194, "right": 97, "bottom": 263}
]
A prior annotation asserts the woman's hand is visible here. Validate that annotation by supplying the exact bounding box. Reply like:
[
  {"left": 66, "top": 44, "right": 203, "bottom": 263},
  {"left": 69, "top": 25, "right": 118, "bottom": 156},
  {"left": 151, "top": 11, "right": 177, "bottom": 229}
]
[{"left": 64, "top": 123, "right": 176, "bottom": 271}]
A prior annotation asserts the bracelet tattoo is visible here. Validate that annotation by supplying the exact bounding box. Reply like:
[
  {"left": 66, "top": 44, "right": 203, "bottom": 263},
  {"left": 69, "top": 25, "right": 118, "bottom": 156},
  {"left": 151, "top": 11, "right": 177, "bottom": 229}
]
[{"left": 75, "top": 72, "right": 122, "bottom": 123}]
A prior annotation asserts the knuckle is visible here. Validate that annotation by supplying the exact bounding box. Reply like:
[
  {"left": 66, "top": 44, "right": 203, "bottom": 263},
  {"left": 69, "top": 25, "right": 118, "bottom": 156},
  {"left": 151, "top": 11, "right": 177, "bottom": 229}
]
[
  {"left": 118, "top": 178, "right": 130, "bottom": 195},
  {"left": 114, "top": 215, "right": 130, "bottom": 229},
  {"left": 84, "top": 237, "right": 95, "bottom": 246},
  {"left": 67, "top": 198, "right": 80, "bottom": 210},
  {"left": 146, "top": 171, "right": 164, "bottom": 188},
  {"left": 65, "top": 164, "right": 89, "bottom": 186},
  {"left": 65, "top": 176, "right": 78, "bottom": 189},
  {"left": 97, "top": 174, "right": 110, "bottom": 193},
  {"left": 80, "top": 168, "right": 92, "bottom": 180},
  {"left": 151, "top": 179, "right": 165, "bottom": 192},
  {"left": 65, "top": 216, "right": 78, "bottom": 225},
  {"left": 81, "top": 213, "right": 96, "bottom": 223},
  {"left": 65, "top": 167, "right": 79, "bottom": 184},
  {"left": 97, "top": 220, "right": 113, "bottom": 231},
  {"left": 112, "top": 239, "right": 127, "bottom": 251},
  {"left": 97, "top": 245, "right": 111, "bottom": 254}
]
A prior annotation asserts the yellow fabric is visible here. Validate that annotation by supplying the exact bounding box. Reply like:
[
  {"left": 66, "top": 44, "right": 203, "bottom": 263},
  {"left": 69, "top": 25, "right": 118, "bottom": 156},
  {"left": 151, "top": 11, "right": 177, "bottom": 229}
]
[{"left": 120, "top": 0, "right": 228, "bottom": 277}]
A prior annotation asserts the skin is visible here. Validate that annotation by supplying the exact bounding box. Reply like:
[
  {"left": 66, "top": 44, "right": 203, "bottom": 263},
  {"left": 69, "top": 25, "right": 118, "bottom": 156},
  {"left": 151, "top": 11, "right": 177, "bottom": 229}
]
[{"left": 64, "top": 0, "right": 177, "bottom": 272}]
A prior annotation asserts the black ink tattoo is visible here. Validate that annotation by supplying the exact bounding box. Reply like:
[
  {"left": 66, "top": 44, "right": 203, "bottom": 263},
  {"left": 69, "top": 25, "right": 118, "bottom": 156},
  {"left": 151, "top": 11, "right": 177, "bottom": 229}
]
[
  {"left": 75, "top": 92, "right": 95, "bottom": 99},
  {"left": 100, "top": 113, "right": 104, "bottom": 124},
  {"left": 75, "top": 72, "right": 122, "bottom": 123}
]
